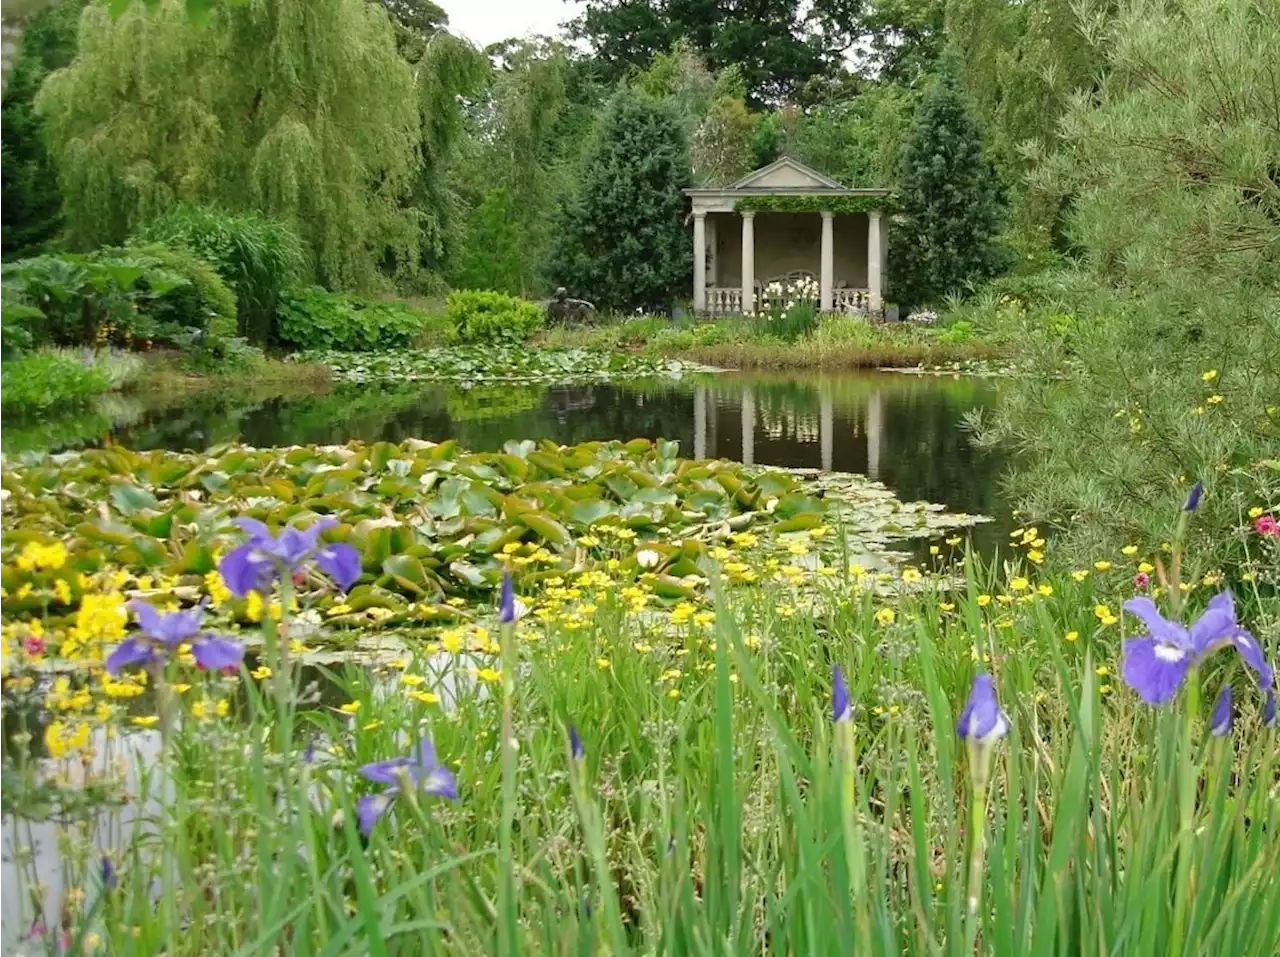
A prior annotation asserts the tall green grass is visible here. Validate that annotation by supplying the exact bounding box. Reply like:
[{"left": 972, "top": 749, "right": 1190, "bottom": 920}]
[{"left": 5, "top": 553, "right": 1278, "bottom": 955}]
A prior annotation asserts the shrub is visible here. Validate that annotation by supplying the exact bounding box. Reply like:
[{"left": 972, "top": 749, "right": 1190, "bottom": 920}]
[
  {"left": 128, "top": 242, "right": 239, "bottom": 339},
  {"left": 445, "top": 290, "right": 544, "bottom": 345},
  {"left": 277, "top": 288, "right": 430, "bottom": 352},
  {"left": 937, "top": 319, "right": 975, "bottom": 344},
  {"left": 133, "top": 206, "right": 304, "bottom": 344},
  {"left": 0, "top": 245, "right": 237, "bottom": 351},
  {"left": 1, "top": 349, "right": 112, "bottom": 412}
]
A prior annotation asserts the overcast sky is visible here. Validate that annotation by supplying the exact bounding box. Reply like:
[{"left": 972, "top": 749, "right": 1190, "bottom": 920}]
[{"left": 438, "top": 0, "right": 577, "bottom": 48}]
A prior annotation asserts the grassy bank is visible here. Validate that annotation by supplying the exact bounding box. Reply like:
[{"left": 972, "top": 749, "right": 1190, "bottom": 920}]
[
  {"left": 537, "top": 314, "right": 1003, "bottom": 370},
  {"left": 3, "top": 437, "right": 1277, "bottom": 954},
  {"left": 134, "top": 350, "right": 331, "bottom": 396}
]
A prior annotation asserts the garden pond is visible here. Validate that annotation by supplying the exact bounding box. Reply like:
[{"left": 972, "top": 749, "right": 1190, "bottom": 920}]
[
  {"left": 2, "top": 367, "right": 1009, "bottom": 942},
  {"left": 5, "top": 369, "right": 1010, "bottom": 548}
]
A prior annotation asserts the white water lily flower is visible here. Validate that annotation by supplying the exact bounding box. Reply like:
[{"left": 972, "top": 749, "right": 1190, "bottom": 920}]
[{"left": 636, "top": 548, "right": 662, "bottom": 569}]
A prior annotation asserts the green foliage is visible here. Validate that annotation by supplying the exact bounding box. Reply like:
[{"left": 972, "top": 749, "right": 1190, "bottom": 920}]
[
  {"left": 975, "top": 0, "right": 1280, "bottom": 573},
  {"left": 125, "top": 241, "right": 238, "bottom": 338},
  {"left": 0, "top": 0, "right": 89, "bottom": 257},
  {"left": 444, "top": 290, "right": 544, "bottom": 345},
  {"left": 308, "top": 345, "right": 701, "bottom": 384},
  {"left": 449, "top": 188, "right": 529, "bottom": 296},
  {"left": 571, "top": 0, "right": 856, "bottom": 106},
  {"left": 888, "top": 58, "right": 1007, "bottom": 309},
  {"left": 1, "top": 245, "right": 233, "bottom": 350},
  {"left": 36, "top": 0, "right": 421, "bottom": 291},
  {"left": 276, "top": 288, "right": 431, "bottom": 352},
  {"left": 692, "top": 92, "right": 757, "bottom": 185},
  {"left": 549, "top": 87, "right": 692, "bottom": 314},
  {"left": 1, "top": 353, "right": 107, "bottom": 413},
  {"left": 790, "top": 83, "right": 921, "bottom": 189},
  {"left": 133, "top": 205, "right": 303, "bottom": 344},
  {"left": 735, "top": 194, "right": 894, "bottom": 216}
]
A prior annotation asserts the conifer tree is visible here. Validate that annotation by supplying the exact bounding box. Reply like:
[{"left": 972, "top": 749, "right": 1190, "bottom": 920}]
[
  {"left": 887, "top": 56, "right": 1006, "bottom": 308},
  {"left": 549, "top": 86, "right": 692, "bottom": 313}
]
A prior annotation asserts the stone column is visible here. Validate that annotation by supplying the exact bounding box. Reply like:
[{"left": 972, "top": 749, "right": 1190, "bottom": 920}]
[
  {"left": 707, "top": 215, "right": 718, "bottom": 287},
  {"left": 741, "top": 211, "right": 755, "bottom": 315},
  {"left": 741, "top": 387, "right": 755, "bottom": 465},
  {"left": 819, "top": 210, "right": 834, "bottom": 313},
  {"left": 867, "top": 210, "right": 883, "bottom": 311},
  {"left": 694, "top": 385, "right": 707, "bottom": 460},
  {"left": 693, "top": 211, "right": 707, "bottom": 313}
]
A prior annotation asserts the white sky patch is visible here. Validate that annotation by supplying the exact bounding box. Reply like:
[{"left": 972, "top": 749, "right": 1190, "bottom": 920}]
[{"left": 439, "top": 0, "right": 577, "bottom": 48}]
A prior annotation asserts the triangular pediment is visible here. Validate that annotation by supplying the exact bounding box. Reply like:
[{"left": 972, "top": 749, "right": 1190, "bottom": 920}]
[{"left": 727, "top": 157, "right": 846, "bottom": 191}]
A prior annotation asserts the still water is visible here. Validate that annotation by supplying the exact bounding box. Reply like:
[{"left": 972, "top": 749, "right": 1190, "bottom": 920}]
[{"left": 23, "top": 370, "right": 1010, "bottom": 542}]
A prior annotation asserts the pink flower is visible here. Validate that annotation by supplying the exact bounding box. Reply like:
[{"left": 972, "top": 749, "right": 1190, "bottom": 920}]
[
  {"left": 1255, "top": 514, "right": 1279, "bottom": 538},
  {"left": 1134, "top": 572, "right": 1150, "bottom": 589}
]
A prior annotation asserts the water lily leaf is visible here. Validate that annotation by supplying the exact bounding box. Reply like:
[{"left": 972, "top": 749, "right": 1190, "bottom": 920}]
[
  {"left": 773, "top": 493, "right": 824, "bottom": 519},
  {"left": 345, "top": 586, "right": 411, "bottom": 613},
  {"left": 366, "top": 442, "right": 397, "bottom": 472},
  {"left": 568, "top": 499, "right": 614, "bottom": 526},
  {"left": 605, "top": 475, "right": 638, "bottom": 501},
  {"left": 110, "top": 484, "right": 159, "bottom": 515},
  {"left": 631, "top": 487, "right": 678, "bottom": 507},
  {"left": 447, "top": 561, "right": 487, "bottom": 587},
  {"left": 650, "top": 575, "right": 696, "bottom": 599},
  {"left": 382, "top": 555, "right": 438, "bottom": 599},
  {"left": 462, "top": 486, "right": 500, "bottom": 517},
  {"left": 520, "top": 511, "right": 571, "bottom": 547},
  {"left": 773, "top": 514, "right": 823, "bottom": 533}
]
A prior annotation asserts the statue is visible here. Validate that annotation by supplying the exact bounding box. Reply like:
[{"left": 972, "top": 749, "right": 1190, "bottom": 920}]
[{"left": 546, "top": 287, "right": 595, "bottom": 325}]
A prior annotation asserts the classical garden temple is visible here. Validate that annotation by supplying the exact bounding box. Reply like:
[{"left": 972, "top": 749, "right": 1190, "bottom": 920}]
[{"left": 684, "top": 157, "right": 891, "bottom": 316}]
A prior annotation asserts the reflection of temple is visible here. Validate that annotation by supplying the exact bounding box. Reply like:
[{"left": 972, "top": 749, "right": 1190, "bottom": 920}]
[{"left": 693, "top": 384, "right": 884, "bottom": 477}]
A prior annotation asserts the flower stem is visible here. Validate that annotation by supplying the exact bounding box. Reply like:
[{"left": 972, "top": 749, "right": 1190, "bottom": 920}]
[
  {"left": 964, "top": 747, "right": 992, "bottom": 954},
  {"left": 837, "top": 720, "right": 870, "bottom": 952},
  {"left": 498, "top": 618, "right": 519, "bottom": 955},
  {"left": 1169, "top": 669, "right": 1200, "bottom": 955}
]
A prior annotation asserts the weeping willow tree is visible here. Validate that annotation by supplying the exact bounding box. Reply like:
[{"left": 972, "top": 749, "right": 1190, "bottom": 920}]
[{"left": 37, "top": 0, "right": 420, "bottom": 289}]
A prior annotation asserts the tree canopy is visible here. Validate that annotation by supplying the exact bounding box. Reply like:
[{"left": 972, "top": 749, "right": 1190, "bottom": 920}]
[{"left": 37, "top": 0, "right": 424, "bottom": 290}]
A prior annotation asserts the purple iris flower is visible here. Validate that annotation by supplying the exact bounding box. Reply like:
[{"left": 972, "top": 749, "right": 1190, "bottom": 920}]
[
  {"left": 1121, "top": 592, "right": 1273, "bottom": 706},
  {"left": 356, "top": 737, "right": 458, "bottom": 835},
  {"left": 100, "top": 856, "right": 117, "bottom": 890},
  {"left": 1264, "top": 688, "right": 1276, "bottom": 728},
  {"left": 832, "top": 663, "right": 852, "bottom": 724},
  {"left": 1208, "top": 684, "right": 1232, "bottom": 737},
  {"left": 219, "top": 517, "right": 361, "bottom": 597},
  {"left": 568, "top": 723, "right": 585, "bottom": 761},
  {"left": 106, "top": 600, "right": 243, "bottom": 674},
  {"left": 1182, "top": 480, "right": 1204, "bottom": 512},
  {"left": 499, "top": 571, "right": 516, "bottom": 624},
  {"left": 956, "top": 673, "right": 1009, "bottom": 744}
]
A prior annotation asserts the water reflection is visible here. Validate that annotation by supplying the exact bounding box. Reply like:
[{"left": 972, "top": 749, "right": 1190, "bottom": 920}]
[{"left": 14, "top": 371, "right": 1011, "bottom": 546}]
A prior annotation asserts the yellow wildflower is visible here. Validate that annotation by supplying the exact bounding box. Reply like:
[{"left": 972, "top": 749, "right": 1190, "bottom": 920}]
[
  {"left": 1094, "top": 561, "right": 1112, "bottom": 572},
  {"left": 131, "top": 716, "right": 160, "bottom": 728},
  {"left": 410, "top": 690, "right": 440, "bottom": 705},
  {"left": 1071, "top": 570, "right": 1089, "bottom": 582},
  {"left": 874, "top": 607, "right": 895, "bottom": 627},
  {"left": 1206, "top": 394, "right": 1223, "bottom": 405},
  {"left": 53, "top": 579, "right": 72, "bottom": 606},
  {"left": 1010, "top": 577, "right": 1030, "bottom": 592},
  {"left": 1121, "top": 545, "right": 1138, "bottom": 557},
  {"left": 401, "top": 674, "right": 426, "bottom": 687},
  {"left": 338, "top": 701, "right": 361, "bottom": 715},
  {"left": 901, "top": 568, "right": 922, "bottom": 584},
  {"left": 204, "top": 571, "right": 231, "bottom": 606},
  {"left": 473, "top": 667, "right": 502, "bottom": 684},
  {"left": 976, "top": 594, "right": 991, "bottom": 607},
  {"left": 1138, "top": 561, "right": 1155, "bottom": 574},
  {"left": 1065, "top": 631, "right": 1079, "bottom": 642},
  {"left": 250, "top": 666, "right": 272, "bottom": 680},
  {"left": 245, "top": 592, "right": 264, "bottom": 623},
  {"left": 1248, "top": 506, "right": 1264, "bottom": 520},
  {"left": 596, "top": 658, "right": 611, "bottom": 670},
  {"left": 1201, "top": 369, "right": 1217, "bottom": 381},
  {"left": 1027, "top": 549, "right": 1044, "bottom": 564},
  {"left": 1037, "top": 584, "right": 1054, "bottom": 598},
  {"left": 667, "top": 688, "right": 680, "bottom": 699}
]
